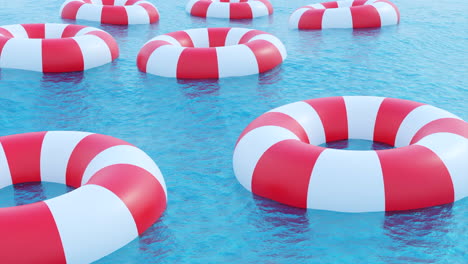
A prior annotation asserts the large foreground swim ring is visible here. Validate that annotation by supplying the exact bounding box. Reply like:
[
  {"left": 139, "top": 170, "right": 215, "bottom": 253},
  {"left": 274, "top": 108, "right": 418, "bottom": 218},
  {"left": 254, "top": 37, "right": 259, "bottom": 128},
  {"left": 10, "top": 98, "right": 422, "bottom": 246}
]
[
  {"left": 60, "top": 0, "right": 160, "bottom": 25},
  {"left": 186, "top": 0, "right": 273, "bottom": 19},
  {"left": 0, "top": 23, "right": 118, "bottom": 72},
  {"left": 0, "top": 131, "right": 167, "bottom": 264},
  {"left": 289, "top": 0, "right": 400, "bottom": 29},
  {"left": 233, "top": 96, "right": 468, "bottom": 212},
  {"left": 137, "top": 27, "right": 287, "bottom": 79}
]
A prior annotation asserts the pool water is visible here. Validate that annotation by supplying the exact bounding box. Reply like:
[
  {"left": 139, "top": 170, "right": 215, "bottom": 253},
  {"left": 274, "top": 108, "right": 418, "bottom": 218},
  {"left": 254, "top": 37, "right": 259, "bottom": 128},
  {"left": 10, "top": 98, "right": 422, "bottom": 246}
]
[{"left": 0, "top": 0, "right": 467, "bottom": 263}]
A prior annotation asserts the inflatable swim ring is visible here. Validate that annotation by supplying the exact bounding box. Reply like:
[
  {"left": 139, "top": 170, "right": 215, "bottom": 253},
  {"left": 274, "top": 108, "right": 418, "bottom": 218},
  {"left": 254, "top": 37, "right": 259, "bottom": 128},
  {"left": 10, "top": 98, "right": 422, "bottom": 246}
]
[
  {"left": 0, "top": 131, "right": 167, "bottom": 263},
  {"left": 137, "top": 27, "right": 287, "bottom": 79},
  {"left": 0, "top": 23, "right": 118, "bottom": 72},
  {"left": 60, "top": 0, "right": 160, "bottom": 25},
  {"left": 233, "top": 96, "right": 468, "bottom": 212},
  {"left": 289, "top": 0, "right": 400, "bottom": 29},
  {"left": 186, "top": 0, "right": 273, "bottom": 19}
]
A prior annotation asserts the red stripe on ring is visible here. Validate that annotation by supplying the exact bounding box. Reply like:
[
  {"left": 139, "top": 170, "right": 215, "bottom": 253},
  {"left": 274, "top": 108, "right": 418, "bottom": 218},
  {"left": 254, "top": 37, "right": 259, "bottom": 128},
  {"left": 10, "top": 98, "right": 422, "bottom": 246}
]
[
  {"left": 87, "top": 164, "right": 167, "bottom": 235},
  {"left": 66, "top": 134, "right": 131, "bottom": 188},
  {"left": 351, "top": 5, "right": 381, "bottom": 28},
  {"left": 139, "top": 3, "right": 160, "bottom": 23},
  {"left": 42, "top": 38, "right": 84, "bottom": 72},
  {"left": 208, "top": 27, "right": 231, "bottom": 47},
  {"left": 61, "top": 24, "right": 87, "bottom": 38},
  {"left": 230, "top": 3, "right": 253, "bottom": 19},
  {"left": 257, "top": 0, "right": 273, "bottom": 14},
  {"left": 190, "top": 0, "right": 211, "bottom": 17},
  {"left": 137, "top": 40, "right": 171, "bottom": 72},
  {"left": 378, "top": 145, "right": 454, "bottom": 211},
  {"left": 238, "top": 29, "right": 263, "bottom": 43},
  {"left": 377, "top": 0, "right": 400, "bottom": 23},
  {"left": 86, "top": 31, "right": 120, "bottom": 60},
  {"left": 0, "top": 27, "right": 14, "bottom": 38},
  {"left": 22, "top": 24, "right": 45, "bottom": 39},
  {"left": 237, "top": 112, "right": 310, "bottom": 145},
  {"left": 352, "top": 0, "right": 368, "bottom": 6},
  {"left": 125, "top": 0, "right": 140, "bottom": 5},
  {"left": 252, "top": 140, "right": 324, "bottom": 208},
  {"left": 410, "top": 118, "right": 468, "bottom": 144},
  {"left": 176, "top": 48, "right": 219, "bottom": 79},
  {"left": 298, "top": 8, "right": 326, "bottom": 30},
  {"left": 102, "top": 6, "right": 129, "bottom": 25},
  {"left": 166, "top": 30, "right": 195, "bottom": 47},
  {"left": 60, "top": 1, "right": 85, "bottom": 20},
  {"left": 322, "top": 1, "right": 339, "bottom": 8},
  {"left": 373, "top": 98, "right": 424, "bottom": 146},
  {"left": 0, "top": 132, "right": 46, "bottom": 184},
  {"left": 0, "top": 202, "right": 66, "bottom": 264},
  {"left": 245, "top": 39, "right": 283, "bottom": 73},
  {"left": 304, "top": 97, "right": 348, "bottom": 143}
]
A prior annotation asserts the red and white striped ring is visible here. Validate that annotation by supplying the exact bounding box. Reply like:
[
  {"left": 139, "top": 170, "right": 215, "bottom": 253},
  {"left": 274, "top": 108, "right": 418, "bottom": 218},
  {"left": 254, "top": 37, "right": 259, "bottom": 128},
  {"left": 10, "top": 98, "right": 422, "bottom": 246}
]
[
  {"left": 0, "top": 131, "right": 167, "bottom": 264},
  {"left": 0, "top": 23, "right": 118, "bottom": 72},
  {"left": 233, "top": 96, "right": 468, "bottom": 212},
  {"left": 186, "top": 0, "right": 273, "bottom": 19},
  {"left": 60, "top": 0, "right": 160, "bottom": 25},
  {"left": 289, "top": 0, "right": 400, "bottom": 29},
  {"left": 137, "top": 27, "right": 287, "bottom": 79}
]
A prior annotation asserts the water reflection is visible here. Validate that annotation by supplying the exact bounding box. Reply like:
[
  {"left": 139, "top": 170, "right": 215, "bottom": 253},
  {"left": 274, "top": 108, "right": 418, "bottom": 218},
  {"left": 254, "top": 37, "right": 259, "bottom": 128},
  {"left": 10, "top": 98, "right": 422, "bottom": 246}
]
[
  {"left": 138, "top": 219, "right": 177, "bottom": 262},
  {"left": 258, "top": 65, "right": 283, "bottom": 86},
  {"left": 0, "top": 182, "right": 74, "bottom": 208},
  {"left": 384, "top": 204, "right": 454, "bottom": 244},
  {"left": 352, "top": 27, "right": 382, "bottom": 38},
  {"left": 382, "top": 204, "right": 456, "bottom": 262},
  {"left": 13, "top": 182, "right": 47, "bottom": 206},
  {"left": 253, "top": 194, "right": 310, "bottom": 235},
  {"left": 100, "top": 24, "right": 129, "bottom": 39},
  {"left": 42, "top": 71, "right": 84, "bottom": 84},
  {"left": 322, "top": 139, "right": 394, "bottom": 150},
  {"left": 177, "top": 79, "right": 220, "bottom": 99}
]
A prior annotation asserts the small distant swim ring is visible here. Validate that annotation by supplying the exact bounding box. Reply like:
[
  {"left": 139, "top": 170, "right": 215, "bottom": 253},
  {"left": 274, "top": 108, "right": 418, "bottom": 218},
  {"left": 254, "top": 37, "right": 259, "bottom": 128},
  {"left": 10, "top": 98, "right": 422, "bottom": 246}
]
[
  {"left": 0, "top": 23, "right": 118, "bottom": 72},
  {"left": 186, "top": 0, "right": 273, "bottom": 19},
  {"left": 289, "top": 0, "right": 400, "bottom": 29},
  {"left": 0, "top": 131, "right": 167, "bottom": 264},
  {"left": 60, "top": 0, "right": 160, "bottom": 25},
  {"left": 137, "top": 27, "right": 287, "bottom": 79},
  {"left": 233, "top": 96, "right": 468, "bottom": 212}
]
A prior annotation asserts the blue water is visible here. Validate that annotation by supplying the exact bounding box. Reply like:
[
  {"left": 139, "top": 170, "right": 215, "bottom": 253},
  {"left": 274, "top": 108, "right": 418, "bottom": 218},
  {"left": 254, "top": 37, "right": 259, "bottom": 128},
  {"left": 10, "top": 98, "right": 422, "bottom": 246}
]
[{"left": 0, "top": 0, "right": 467, "bottom": 263}]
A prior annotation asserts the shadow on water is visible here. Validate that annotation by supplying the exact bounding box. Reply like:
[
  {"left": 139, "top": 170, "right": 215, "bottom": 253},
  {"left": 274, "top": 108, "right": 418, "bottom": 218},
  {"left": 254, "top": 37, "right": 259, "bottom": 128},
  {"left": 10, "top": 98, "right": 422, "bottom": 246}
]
[
  {"left": 383, "top": 203, "right": 454, "bottom": 243},
  {"left": 252, "top": 194, "right": 310, "bottom": 233}
]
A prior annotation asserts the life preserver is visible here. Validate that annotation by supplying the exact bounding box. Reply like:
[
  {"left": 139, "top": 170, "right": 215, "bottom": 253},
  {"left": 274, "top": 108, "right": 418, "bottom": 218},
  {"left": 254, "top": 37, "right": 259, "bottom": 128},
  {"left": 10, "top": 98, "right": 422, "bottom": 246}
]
[
  {"left": 0, "top": 23, "right": 118, "bottom": 72},
  {"left": 0, "top": 131, "right": 167, "bottom": 264},
  {"left": 289, "top": 0, "right": 400, "bottom": 29},
  {"left": 137, "top": 27, "right": 287, "bottom": 79},
  {"left": 60, "top": 0, "right": 160, "bottom": 25},
  {"left": 233, "top": 96, "right": 468, "bottom": 212},
  {"left": 186, "top": 0, "right": 273, "bottom": 19}
]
